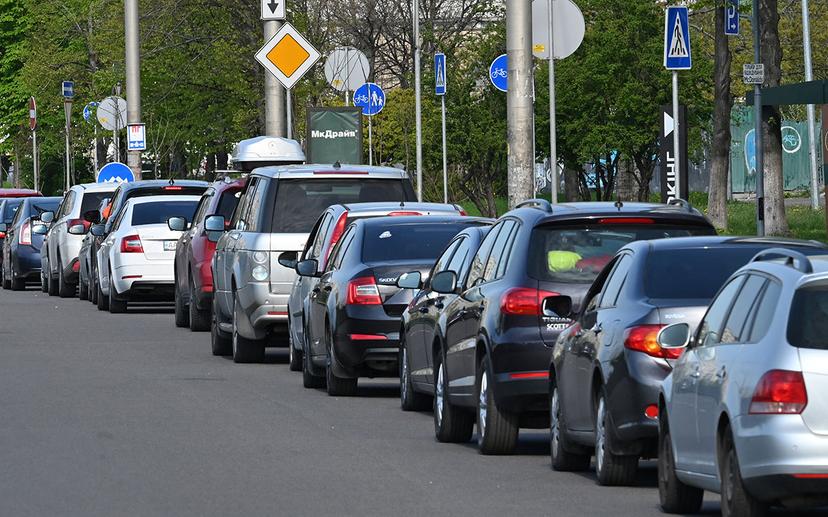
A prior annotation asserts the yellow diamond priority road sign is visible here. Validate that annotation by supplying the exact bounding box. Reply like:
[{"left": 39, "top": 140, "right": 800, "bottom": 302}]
[{"left": 255, "top": 23, "right": 320, "bottom": 89}]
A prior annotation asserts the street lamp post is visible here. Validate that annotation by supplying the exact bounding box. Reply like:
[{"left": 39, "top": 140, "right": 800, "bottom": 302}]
[{"left": 125, "top": 0, "right": 143, "bottom": 179}]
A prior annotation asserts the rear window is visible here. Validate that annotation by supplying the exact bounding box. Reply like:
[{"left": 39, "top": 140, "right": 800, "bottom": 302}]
[
  {"left": 31, "top": 200, "right": 61, "bottom": 219},
  {"left": 362, "top": 223, "right": 469, "bottom": 263},
  {"left": 216, "top": 190, "right": 240, "bottom": 219},
  {"left": 80, "top": 192, "right": 113, "bottom": 215},
  {"left": 271, "top": 179, "right": 414, "bottom": 233},
  {"left": 3, "top": 200, "right": 22, "bottom": 222},
  {"left": 788, "top": 284, "right": 828, "bottom": 349},
  {"left": 132, "top": 201, "right": 199, "bottom": 226},
  {"left": 528, "top": 224, "right": 713, "bottom": 284}
]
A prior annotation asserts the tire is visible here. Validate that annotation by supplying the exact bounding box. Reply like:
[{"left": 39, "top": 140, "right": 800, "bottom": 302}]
[
  {"left": 659, "top": 420, "right": 704, "bottom": 514},
  {"left": 174, "top": 279, "right": 189, "bottom": 328},
  {"left": 96, "top": 273, "right": 109, "bottom": 311},
  {"left": 210, "top": 298, "right": 232, "bottom": 356},
  {"left": 400, "top": 337, "right": 430, "bottom": 411},
  {"left": 550, "top": 382, "right": 591, "bottom": 471},
  {"left": 231, "top": 294, "right": 265, "bottom": 363},
  {"left": 90, "top": 270, "right": 99, "bottom": 304},
  {"left": 108, "top": 273, "right": 127, "bottom": 313},
  {"left": 288, "top": 327, "right": 303, "bottom": 372},
  {"left": 720, "top": 429, "right": 766, "bottom": 517},
  {"left": 10, "top": 264, "right": 24, "bottom": 291},
  {"left": 302, "top": 338, "right": 325, "bottom": 388},
  {"left": 433, "top": 354, "right": 474, "bottom": 443},
  {"left": 47, "top": 268, "right": 58, "bottom": 296},
  {"left": 476, "top": 356, "right": 519, "bottom": 455},
  {"left": 57, "top": 262, "right": 74, "bottom": 298},
  {"left": 188, "top": 281, "right": 210, "bottom": 332},
  {"left": 325, "top": 326, "right": 357, "bottom": 396},
  {"left": 40, "top": 269, "right": 48, "bottom": 292},
  {"left": 3, "top": 267, "right": 12, "bottom": 290},
  {"left": 595, "top": 391, "right": 638, "bottom": 486}
]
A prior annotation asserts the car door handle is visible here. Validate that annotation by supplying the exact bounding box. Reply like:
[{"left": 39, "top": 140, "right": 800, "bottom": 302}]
[{"left": 716, "top": 367, "right": 727, "bottom": 380}]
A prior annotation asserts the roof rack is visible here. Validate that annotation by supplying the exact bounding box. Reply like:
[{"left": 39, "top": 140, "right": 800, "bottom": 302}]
[
  {"left": 516, "top": 199, "right": 553, "bottom": 212},
  {"left": 667, "top": 198, "right": 694, "bottom": 213},
  {"left": 751, "top": 248, "right": 813, "bottom": 274}
]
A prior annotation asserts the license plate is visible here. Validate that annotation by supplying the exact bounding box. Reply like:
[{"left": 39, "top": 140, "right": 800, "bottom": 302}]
[{"left": 163, "top": 240, "right": 177, "bottom": 251}]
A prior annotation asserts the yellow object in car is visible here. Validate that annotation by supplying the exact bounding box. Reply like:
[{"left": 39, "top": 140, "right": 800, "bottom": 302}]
[{"left": 547, "top": 250, "right": 583, "bottom": 272}]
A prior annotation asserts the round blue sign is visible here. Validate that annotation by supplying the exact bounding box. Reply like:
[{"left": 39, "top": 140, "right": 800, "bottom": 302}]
[
  {"left": 83, "top": 102, "right": 98, "bottom": 123},
  {"left": 489, "top": 54, "right": 508, "bottom": 92},
  {"left": 353, "top": 82, "right": 386, "bottom": 116},
  {"left": 97, "top": 162, "right": 134, "bottom": 184}
]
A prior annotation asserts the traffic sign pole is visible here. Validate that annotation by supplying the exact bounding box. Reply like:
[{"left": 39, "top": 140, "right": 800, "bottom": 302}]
[
  {"left": 752, "top": 0, "right": 764, "bottom": 236},
  {"left": 125, "top": 0, "right": 143, "bottom": 180},
  {"left": 264, "top": 20, "right": 286, "bottom": 137},
  {"left": 413, "top": 0, "right": 423, "bottom": 201},
  {"left": 435, "top": 53, "right": 448, "bottom": 203},
  {"left": 801, "top": 0, "right": 819, "bottom": 210},
  {"left": 287, "top": 88, "right": 293, "bottom": 139},
  {"left": 664, "top": 6, "right": 691, "bottom": 202},
  {"left": 672, "top": 71, "right": 681, "bottom": 200},
  {"left": 441, "top": 95, "right": 447, "bottom": 203},
  {"left": 29, "top": 97, "right": 38, "bottom": 191},
  {"left": 547, "top": 0, "right": 557, "bottom": 203}
]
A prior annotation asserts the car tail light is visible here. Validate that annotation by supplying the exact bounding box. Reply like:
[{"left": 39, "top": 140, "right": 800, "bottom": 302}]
[
  {"left": 313, "top": 170, "right": 369, "bottom": 175},
  {"left": 500, "top": 287, "right": 559, "bottom": 316},
  {"left": 623, "top": 325, "right": 683, "bottom": 359},
  {"left": 387, "top": 211, "right": 422, "bottom": 216},
  {"left": 509, "top": 371, "right": 549, "bottom": 380},
  {"left": 792, "top": 474, "right": 828, "bottom": 479},
  {"left": 67, "top": 218, "right": 91, "bottom": 231},
  {"left": 599, "top": 217, "right": 654, "bottom": 224},
  {"left": 0, "top": 231, "right": 6, "bottom": 239},
  {"left": 350, "top": 333, "right": 388, "bottom": 341},
  {"left": 749, "top": 370, "right": 808, "bottom": 414},
  {"left": 324, "top": 211, "right": 349, "bottom": 265},
  {"left": 163, "top": 186, "right": 183, "bottom": 191},
  {"left": 19, "top": 220, "right": 31, "bottom": 246},
  {"left": 120, "top": 234, "right": 144, "bottom": 253},
  {"left": 347, "top": 276, "right": 382, "bottom": 305},
  {"left": 71, "top": 260, "right": 80, "bottom": 273}
]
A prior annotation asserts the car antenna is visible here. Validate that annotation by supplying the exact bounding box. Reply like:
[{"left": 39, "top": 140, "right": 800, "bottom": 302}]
[
  {"left": 333, "top": 161, "right": 341, "bottom": 169},
  {"left": 614, "top": 200, "right": 623, "bottom": 210},
  {"left": 168, "top": 176, "right": 175, "bottom": 185}
]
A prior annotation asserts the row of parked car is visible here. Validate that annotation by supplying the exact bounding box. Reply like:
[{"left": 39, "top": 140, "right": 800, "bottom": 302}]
[{"left": 2, "top": 164, "right": 827, "bottom": 516}]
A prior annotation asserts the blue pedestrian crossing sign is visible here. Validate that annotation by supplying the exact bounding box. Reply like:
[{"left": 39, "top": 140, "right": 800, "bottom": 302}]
[
  {"left": 489, "top": 54, "right": 508, "bottom": 92},
  {"left": 664, "top": 6, "right": 691, "bottom": 70},
  {"left": 435, "top": 53, "right": 446, "bottom": 96},
  {"left": 96, "top": 162, "right": 134, "bottom": 184},
  {"left": 725, "top": 0, "right": 739, "bottom": 36},
  {"left": 353, "top": 83, "right": 386, "bottom": 116}
]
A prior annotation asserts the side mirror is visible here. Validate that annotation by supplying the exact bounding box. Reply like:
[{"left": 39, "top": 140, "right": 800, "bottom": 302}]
[
  {"left": 83, "top": 210, "right": 102, "bottom": 224},
  {"left": 397, "top": 271, "right": 422, "bottom": 289},
  {"left": 68, "top": 223, "right": 88, "bottom": 235},
  {"left": 40, "top": 211, "right": 55, "bottom": 224},
  {"left": 204, "top": 215, "right": 226, "bottom": 242},
  {"left": 431, "top": 270, "right": 457, "bottom": 294},
  {"left": 167, "top": 216, "right": 187, "bottom": 232},
  {"left": 296, "top": 259, "right": 319, "bottom": 277},
  {"left": 90, "top": 224, "right": 106, "bottom": 237},
  {"left": 278, "top": 251, "right": 298, "bottom": 269},
  {"left": 32, "top": 224, "right": 49, "bottom": 235},
  {"left": 657, "top": 323, "right": 691, "bottom": 349},
  {"left": 543, "top": 295, "right": 573, "bottom": 319}
]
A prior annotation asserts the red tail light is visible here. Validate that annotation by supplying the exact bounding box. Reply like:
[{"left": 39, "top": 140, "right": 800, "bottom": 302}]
[
  {"left": 163, "top": 186, "right": 183, "bottom": 191},
  {"left": 19, "top": 220, "right": 31, "bottom": 246},
  {"left": 501, "top": 288, "right": 559, "bottom": 316},
  {"left": 347, "top": 276, "right": 382, "bottom": 305},
  {"left": 71, "top": 260, "right": 80, "bottom": 273},
  {"left": 324, "top": 212, "right": 349, "bottom": 265},
  {"left": 599, "top": 217, "right": 654, "bottom": 225},
  {"left": 0, "top": 232, "right": 6, "bottom": 239},
  {"left": 623, "top": 325, "right": 682, "bottom": 359},
  {"left": 458, "top": 208, "right": 468, "bottom": 216},
  {"left": 120, "top": 234, "right": 144, "bottom": 253},
  {"left": 387, "top": 211, "right": 422, "bottom": 216},
  {"left": 749, "top": 370, "right": 808, "bottom": 414}
]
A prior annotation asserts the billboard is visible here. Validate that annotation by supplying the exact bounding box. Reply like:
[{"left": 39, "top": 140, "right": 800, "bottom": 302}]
[{"left": 306, "top": 107, "right": 363, "bottom": 164}]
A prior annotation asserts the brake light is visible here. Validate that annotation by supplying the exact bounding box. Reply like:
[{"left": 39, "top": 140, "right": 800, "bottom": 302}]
[
  {"left": 387, "top": 211, "right": 422, "bottom": 216},
  {"left": 163, "top": 186, "right": 183, "bottom": 191},
  {"left": 347, "top": 276, "right": 382, "bottom": 305},
  {"left": 0, "top": 232, "right": 6, "bottom": 239},
  {"left": 313, "top": 170, "right": 369, "bottom": 175},
  {"left": 120, "top": 234, "right": 144, "bottom": 253},
  {"left": 500, "top": 287, "right": 559, "bottom": 316},
  {"left": 792, "top": 474, "right": 828, "bottom": 479},
  {"left": 19, "top": 220, "right": 31, "bottom": 246},
  {"left": 599, "top": 217, "right": 654, "bottom": 225},
  {"left": 325, "top": 211, "right": 349, "bottom": 265},
  {"left": 350, "top": 334, "right": 388, "bottom": 341},
  {"left": 623, "top": 325, "right": 682, "bottom": 359},
  {"left": 749, "top": 370, "right": 808, "bottom": 414}
]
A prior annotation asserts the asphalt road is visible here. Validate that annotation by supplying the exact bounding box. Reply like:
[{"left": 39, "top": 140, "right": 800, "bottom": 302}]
[{"left": 0, "top": 286, "right": 822, "bottom": 516}]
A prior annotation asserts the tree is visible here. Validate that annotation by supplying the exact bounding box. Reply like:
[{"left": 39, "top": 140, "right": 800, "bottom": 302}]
[{"left": 708, "top": 3, "right": 733, "bottom": 230}]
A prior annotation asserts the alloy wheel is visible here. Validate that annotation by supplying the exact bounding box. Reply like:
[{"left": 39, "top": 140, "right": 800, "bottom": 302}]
[
  {"left": 596, "top": 397, "right": 607, "bottom": 474},
  {"left": 478, "top": 370, "right": 488, "bottom": 440},
  {"left": 436, "top": 362, "right": 445, "bottom": 427},
  {"left": 550, "top": 388, "right": 562, "bottom": 460}
]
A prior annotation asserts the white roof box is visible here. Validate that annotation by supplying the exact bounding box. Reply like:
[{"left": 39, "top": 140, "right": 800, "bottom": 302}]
[{"left": 231, "top": 136, "right": 306, "bottom": 171}]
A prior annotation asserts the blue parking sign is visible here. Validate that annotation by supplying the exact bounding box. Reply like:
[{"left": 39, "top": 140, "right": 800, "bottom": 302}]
[
  {"left": 435, "top": 53, "right": 446, "bottom": 96},
  {"left": 97, "top": 162, "right": 134, "bottom": 184},
  {"left": 353, "top": 83, "right": 385, "bottom": 116},
  {"left": 664, "top": 7, "right": 692, "bottom": 70},
  {"left": 489, "top": 54, "right": 508, "bottom": 92},
  {"left": 725, "top": 0, "right": 739, "bottom": 36}
]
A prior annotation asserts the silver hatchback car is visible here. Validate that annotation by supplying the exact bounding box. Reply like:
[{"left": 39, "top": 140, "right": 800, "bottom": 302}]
[
  {"left": 657, "top": 248, "right": 828, "bottom": 516},
  {"left": 209, "top": 164, "right": 417, "bottom": 363}
]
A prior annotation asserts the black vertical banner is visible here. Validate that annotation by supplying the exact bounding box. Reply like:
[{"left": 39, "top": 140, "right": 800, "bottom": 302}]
[{"left": 659, "top": 104, "right": 689, "bottom": 203}]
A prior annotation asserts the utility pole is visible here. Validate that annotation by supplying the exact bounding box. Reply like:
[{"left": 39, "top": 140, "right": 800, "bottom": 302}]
[
  {"left": 506, "top": 0, "right": 535, "bottom": 209},
  {"left": 413, "top": 0, "right": 423, "bottom": 201},
  {"left": 264, "top": 21, "right": 287, "bottom": 137},
  {"left": 547, "top": 0, "right": 557, "bottom": 203},
  {"left": 125, "top": 0, "right": 143, "bottom": 180},
  {"left": 752, "top": 0, "right": 764, "bottom": 236},
  {"left": 801, "top": 0, "right": 819, "bottom": 210}
]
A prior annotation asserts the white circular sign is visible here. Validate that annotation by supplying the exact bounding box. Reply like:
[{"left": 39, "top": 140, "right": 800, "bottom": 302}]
[
  {"left": 324, "top": 47, "right": 370, "bottom": 92},
  {"left": 97, "top": 96, "right": 127, "bottom": 131},
  {"left": 531, "top": 0, "right": 586, "bottom": 60}
]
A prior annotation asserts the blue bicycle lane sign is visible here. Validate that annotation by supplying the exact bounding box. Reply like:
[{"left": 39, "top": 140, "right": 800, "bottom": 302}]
[
  {"left": 489, "top": 54, "right": 508, "bottom": 92},
  {"left": 353, "top": 82, "right": 385, "bottom": 116}
]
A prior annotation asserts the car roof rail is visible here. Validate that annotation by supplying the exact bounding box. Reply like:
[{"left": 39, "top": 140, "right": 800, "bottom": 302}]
[
  {"left": 667, "top": 198, "right": 694, "bottom": 213},
  {"left": 516, "top": 199, "right": 553, "bottom": 212},
  {"left": 751, "top": 248, "right": 814, "bottom": 274}
]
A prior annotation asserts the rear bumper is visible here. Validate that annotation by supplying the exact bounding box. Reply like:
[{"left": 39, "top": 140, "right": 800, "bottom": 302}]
[
  {"left": 236, "top": 281, "right": 289, "bottom": 341},
  {"left": 12, "top": 246, "right": 42, "bottom": 278},
  {"left": 113, "top": 263, "right": 174, "bottom": 298},
  {"left": 490, "top": 336, "right": 553, "bottom": 415},
  {"left": 330, "top": 306, "right": 403, "bottom": 378}
]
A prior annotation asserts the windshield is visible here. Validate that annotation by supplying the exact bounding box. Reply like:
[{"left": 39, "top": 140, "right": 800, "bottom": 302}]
[
  {"left": 362, "top": 222, "right": 469, "bottom": 263},
  {"left": 132, "top": 201, "right": 199, "bottom": 226},
  {"left": 271, "top": 179, "right": 415, "bottom": 233},
  {"left": 788, "top": 283, "right": 828, "bottom": 349},
  {"left": 528, "top": 224, "right": 713, "bottom": 284}
]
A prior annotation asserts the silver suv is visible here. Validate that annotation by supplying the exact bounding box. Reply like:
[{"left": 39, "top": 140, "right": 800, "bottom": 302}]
[
  {"left": 657, "top": 248, "right": 828, "bottom": 515},
  {"left": 209, "top": 164, "right": 417, "bottom": 363}
]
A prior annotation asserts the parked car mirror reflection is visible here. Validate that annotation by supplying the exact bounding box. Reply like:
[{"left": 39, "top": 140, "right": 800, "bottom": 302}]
[
  {"left": 397, "top": 271, "right": 422, "bottom": 289},
  {"left": 40, "top": 211, "right": 55, "bottom": 224},
  {"left": 296, "top": 259, "right": 319, "bottom": 277},
  {"left": 278, "top": 251, "right": 298, "bottom": 270},
  {"left": 90, "top": 224, "right": 106, "bottom": 237},
  {"left": 32, "top": 224, "right": 49, "bottom": 235},
  {"left": 67, "top": 224, "right": 88, "bottom": 235},
  {"left": 543, "top": 295, "right": 573, "bottom": 319},
  {"left": 431, "top": 270, "right": 457, "bottom": 294},
  {"left": 657, "top": 323, "right": 691, "bottom": 349},
  {"left": 167, "top": 216, "right": 187, "bottom": 232}
]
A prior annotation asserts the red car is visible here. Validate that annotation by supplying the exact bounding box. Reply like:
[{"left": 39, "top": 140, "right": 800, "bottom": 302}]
[
  {"left": 0, "top": 189, "right": 42, "bottom": 199},
  {"left": 172, "top": 177, "right": 245, "bottom": 331}
]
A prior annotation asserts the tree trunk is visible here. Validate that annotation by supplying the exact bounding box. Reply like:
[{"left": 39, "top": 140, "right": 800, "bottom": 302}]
[
  {"left": 616, "top": 156, "right": 635, "bottom": 202},
  {"left": 13, "top": 145, "right": 21, "bottom": 189},
  {"left": 708, "top": 5, "right": 733, "bottom": 230},
  {"left": 563, "top": 167, "right": 579, "bottom": 202},
  {"left": 760, "top": 0, "right": 789, "bottom": 235},
  {"left": 216, "top": 151, "right": 229, "bottom": 171}
]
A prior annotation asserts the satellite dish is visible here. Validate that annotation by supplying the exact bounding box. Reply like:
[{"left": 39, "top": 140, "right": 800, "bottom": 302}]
[
  {"left": 97, "top": 96, "right": 127, "bottom": 131},
  {"left": 324, "top": 47, "right": 370, "bottom": 92}
]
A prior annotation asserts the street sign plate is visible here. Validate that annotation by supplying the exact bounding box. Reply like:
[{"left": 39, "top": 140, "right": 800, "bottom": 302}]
[
  {"left": 83, "top": 102, "right": 98, "bottom": 123},
  {"left": 434, "top": 53, "right": 446, "bottom": 96},
  {"left": 353, "top": 83, "right": 385, "bottom": 116},
  {"left": 531, "top": 0, "right": 586, "bottom": 60},
  {"left": 489, "top": 54, "right": 508, "bottom": 92},
  {"left": 324, "top": 47, "right": 369, "bottom": 92},
  {"left": 127, "top": 123, "right": 146, "bottom": 151},
  {"left": 743, "top": 64, "right": 765, "bottom": 85},
  {"left": 62, "top": 81, "right": 74, "bottom": 99},
  {"left": 255, "top": 22, "right": 320, "bottom": 90},
  {"left": 28, "top": 97, "right": 37, "bottom": 131},
  {"left": 725, "top": 0, "right": 739, "bottom": 36},
  {"left": 97, "top": 96, "right": 127, "bottom": 131},
  {"left": 96, "top": 162, "right": 134, "bottom": 184},
  {"left": 664, "top": 6, "right": 692, "bottom": 70},
  {"left": 261, "top": 0, "right": 285, "bottom": 20}
]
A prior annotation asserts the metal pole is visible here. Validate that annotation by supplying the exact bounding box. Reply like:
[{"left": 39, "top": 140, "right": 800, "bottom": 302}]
[
  {"left": 672, "top": 71, "right": 681, "bottom": 200},
  {"left": 64, "top": 100, "right": 72, "bottom": 191},
  {"left": 264, "top": 21, "right": 286, "bottom": 137},
  {"left": 753, "top": 0, "right": 764, "bottom": 236},
  {"left": 368, "top": 116, "right": 373, "bottom": 166},
  {"left": 125, "top": 0, "right": 143, "bottom": 180},
  {"left": 93, "top": 124, "right": 98, "bottom": 177},
  {"left": 32, "top": 130, "right": 38, "bottom": 192},
  {"left": 286, "top": 88, "right": 293, "bottom": 140},
  {"left": 413, "top": 0, "right": 423, "bottom": 201},
  {"left": 548, "top": 0, "right": 558, "bottom": 203},
  {"left": 506, "top": 0, "right": 535, "bottom": 209},
  {"left": 441, "top": 95, "right": 448, "bottom": 203},
  {"left": 801, "top": 0, "right": 819, "bottom": 209}
]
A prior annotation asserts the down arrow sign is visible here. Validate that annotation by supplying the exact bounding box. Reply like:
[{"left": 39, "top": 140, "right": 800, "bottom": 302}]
[{"left": 267, "top": 0, "right": 279, "bottom": 13}]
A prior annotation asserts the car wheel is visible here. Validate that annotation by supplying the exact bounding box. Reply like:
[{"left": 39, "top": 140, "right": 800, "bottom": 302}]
[
  {"left": 210, "top": 297, "right": 232, "bottom": 356},
  {"left": 720, "top": 429, "right": 766, "bottom": 517},
  {"left": 433, "top": 354, "right": 474, "bottom": 443},
  {"left": 40, "top": 268, "right": 48, "bottom": 292},
  {"left": 659, "top": 418, "right": 703, "bottom": 514},
  {"left": 188, "top": 280, "right": 210, "bottom": 332},
  {"left": 47, "top": 267, "right": 58, "bottom": 296},
  {"left": 2, "top": 268, "right": 11, "bottom": 290},
  {"left": 108, "top": 272, "right": 128, "bottom": 313},
  {"left": 231, "top": 293, "right": 265, "bottom": 363},
  {"left": 90, "top": 269, "right": 99, "bottom": 304},
  {"left": 10, "top": 263, "right": 24, "bottom": 291},
  {"left": 288, "top": 324, "right": 302, "bottom": 372},
  {"left": 302, "top": 331, "right": 325, "bottom": 388},
  {"left": 174, "top": 276, "right": 189, "bottom": 328},
  {"left": 476, "top": 356, "right": 519, "bottom": 455},
  {"left": 595, "top": 391, "right": 638, "bottom": 486},
  {"left": 400, "top": 337, "right": 429, "bottom": 411},
  {"left": 78, "top": 272, "right": 88, "bottom": 300},
  {"left": 57, "top": 261, "right": 74, "bottom": 298},
  {"left": 325, "top": 326, "right": 357, "bottom": 396},
  {"left": 550, "top": 381, "right": 591, "bottom": 471},
  {"left": 96, "top": 272, "right": 109, "bottom": 311}
]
